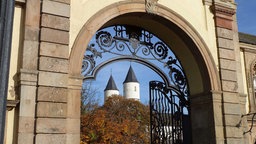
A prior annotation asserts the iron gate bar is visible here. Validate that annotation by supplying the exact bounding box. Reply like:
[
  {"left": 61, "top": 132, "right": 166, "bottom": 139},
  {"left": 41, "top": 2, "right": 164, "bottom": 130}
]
[{"left": 150, "top": 81, "right": 190, "bottom": 144}]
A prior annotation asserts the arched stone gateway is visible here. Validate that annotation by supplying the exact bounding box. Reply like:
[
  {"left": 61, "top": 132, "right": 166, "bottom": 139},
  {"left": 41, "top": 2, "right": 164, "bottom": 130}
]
[
  {"left": 69, "top": 2, "right": 221, "bottom": 144},
  {"left": 6, "top": 0, "right": 254, "bottom": 144}
]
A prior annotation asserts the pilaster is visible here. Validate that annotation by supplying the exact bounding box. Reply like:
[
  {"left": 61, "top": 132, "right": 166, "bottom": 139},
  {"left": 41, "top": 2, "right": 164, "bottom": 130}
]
[
  {"left": 190, "top": 91, "right": 220, "bottom": 144},
  {"left": 212, "top": 0, "right": 246, "bottom": 143},
  {"left": 66, "top": 75, "right": 83, "bottom": 144},
  {"left": 35, "top": 0, "right": 71, "bottom": 143},
  {"left": 17, "top": 0, "right": 41, "bottom": 143}
]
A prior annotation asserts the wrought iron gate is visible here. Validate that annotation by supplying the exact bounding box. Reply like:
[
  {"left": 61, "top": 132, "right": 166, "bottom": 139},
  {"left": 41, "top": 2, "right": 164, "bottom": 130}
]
[{"left": 150, "top": 81, "right": 191, "bottom": 144}]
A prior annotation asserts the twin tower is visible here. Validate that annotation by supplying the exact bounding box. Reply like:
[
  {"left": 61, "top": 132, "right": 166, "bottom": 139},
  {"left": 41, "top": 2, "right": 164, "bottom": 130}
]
[{"left": 104, "top": 66, "right": 140, "bottom": 102}]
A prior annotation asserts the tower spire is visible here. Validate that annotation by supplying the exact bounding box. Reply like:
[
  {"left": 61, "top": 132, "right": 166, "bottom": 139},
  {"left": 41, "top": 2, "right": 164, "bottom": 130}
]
[
  {"left": 123, "top": 65, "right": 139, "bottom": 83},
  {"left": 104, "top": 75, "right": 119, "bottom": 102}
]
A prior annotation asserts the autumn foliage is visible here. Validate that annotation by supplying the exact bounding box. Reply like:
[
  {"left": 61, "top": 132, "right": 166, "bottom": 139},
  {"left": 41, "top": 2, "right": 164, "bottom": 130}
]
[{"left": 80, "top": 95, "right": 150, "bottom": 144}]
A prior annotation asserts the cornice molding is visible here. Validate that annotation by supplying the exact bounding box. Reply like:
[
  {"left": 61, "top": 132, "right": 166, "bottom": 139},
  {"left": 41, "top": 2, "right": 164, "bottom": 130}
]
[
  {"left": 212, "top": 0, "right": 236, "bottom": 16},
  {"left": 6, "top": 100, "right": 19, "bottom": 111}
]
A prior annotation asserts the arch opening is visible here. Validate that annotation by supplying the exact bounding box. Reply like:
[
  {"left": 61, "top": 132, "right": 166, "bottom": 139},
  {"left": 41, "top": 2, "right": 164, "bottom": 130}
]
[
  {"left": 70, "top": 3, "right": 221, "bottom": 143},
  {"left": 81, "top": 24, "right": 191, "bottom": 143}
]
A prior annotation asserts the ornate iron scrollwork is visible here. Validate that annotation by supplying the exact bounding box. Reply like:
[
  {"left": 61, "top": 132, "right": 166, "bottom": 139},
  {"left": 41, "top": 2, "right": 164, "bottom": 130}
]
[{"left": 82, "top": 25, "right": 188, "bottom": 98}]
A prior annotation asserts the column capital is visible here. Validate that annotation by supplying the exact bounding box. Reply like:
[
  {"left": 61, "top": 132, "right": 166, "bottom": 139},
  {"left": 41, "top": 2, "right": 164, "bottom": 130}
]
[
  {"left": 211, "top": 0, "right": 236, "bottom": 29},
  {"left": 17, "top": 69, "right": 38, "bottom": 86}
]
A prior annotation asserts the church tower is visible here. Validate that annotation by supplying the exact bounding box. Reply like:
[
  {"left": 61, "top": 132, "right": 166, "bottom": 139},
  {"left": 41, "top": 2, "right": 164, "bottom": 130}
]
[
  {"left": 123, "top": 66, "right": 140, "bottom": 101},
  {"left": 104, "top": 75, "right": 119, "bottom": 102}
]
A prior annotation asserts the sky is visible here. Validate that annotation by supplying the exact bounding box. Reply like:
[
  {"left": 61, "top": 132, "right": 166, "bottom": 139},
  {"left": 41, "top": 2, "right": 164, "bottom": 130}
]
[
  {"left": 236, "top": 0, "right": 256, "bottom": 35},
  {"left": 84, "top": 1, "right": 256, "bottom": 106}
]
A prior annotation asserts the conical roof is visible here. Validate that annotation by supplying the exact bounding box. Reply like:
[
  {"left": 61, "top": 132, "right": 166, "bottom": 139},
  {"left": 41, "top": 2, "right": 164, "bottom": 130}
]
[
  {"left": 104, "top": 75, "right": 119, "bottom": 91},
  {"left": 123, "top": 66, "right": 139, "bottom": 83}
]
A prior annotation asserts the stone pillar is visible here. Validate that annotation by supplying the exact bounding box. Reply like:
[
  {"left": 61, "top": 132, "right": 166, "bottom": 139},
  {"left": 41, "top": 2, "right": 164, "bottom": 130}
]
[
  {"left": 35, "top": 0, "right": 70, "bottom": 143},
  {"left": 17, "top": 0, "right": 40, "bottom": 143},
  {"left": 66, "top": 76, "right": 83, "bottom": 144},
  {"left": 190, "top": 92, "right": 220, "bottom": 144},
  {"left": 212, "top": 0, "right": 245, "bottom": 143}
]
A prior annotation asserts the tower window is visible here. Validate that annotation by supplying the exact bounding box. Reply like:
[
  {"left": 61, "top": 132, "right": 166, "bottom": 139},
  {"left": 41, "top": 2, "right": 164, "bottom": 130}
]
[{"left": 134, "top": 86, "right": 136, "bottom": 92}]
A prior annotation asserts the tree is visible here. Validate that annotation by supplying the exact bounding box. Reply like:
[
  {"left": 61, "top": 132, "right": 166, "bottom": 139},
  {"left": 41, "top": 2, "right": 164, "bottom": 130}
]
[
  {"left": 80, "top": 95, "right": 150, "bottom": 144},
  {"left": 81, "top": 80, "right": 100, "bottom": 115}
]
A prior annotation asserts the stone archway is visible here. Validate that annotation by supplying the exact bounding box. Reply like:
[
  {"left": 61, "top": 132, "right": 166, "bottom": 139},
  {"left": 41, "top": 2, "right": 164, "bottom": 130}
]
[{"left": 69, "top": 1, "right": 221, "bottom": 143}]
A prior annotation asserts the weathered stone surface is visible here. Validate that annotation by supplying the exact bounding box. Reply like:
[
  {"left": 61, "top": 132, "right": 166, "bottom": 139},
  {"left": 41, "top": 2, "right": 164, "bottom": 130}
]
[
  {"left": 223, "top": 103, "right": 241, "bottom": 115},
  {"left": 18, "top": 116, "right": 35, "bottom": 133},
  {"left": 218, "top": 38, "right": 234, "bottom": 50},
  {"left": 215, "top": 17, "right": 233, "bottom": 30},
  {"left": 222, "top": 80, "right": 238, "bottom": 92},
  {"left": 40, "top": 28, "right": 69, "bottom": 45},
  {"left": 219, "top": 49, "right": 235, "bottom": 60},
  {"left": 222, "top": 92, "right": 239, "bottom": 104},
  {"left": 38, "top": 71, "right": 68, "bottom": 87},
  {"left": 40, "top": 42, "right": 69, "bottom": 58},
  {"left": 36, "top": 134, "right": 66, "bottom": 144},
  {"left": 66, "top": 134, "right": 80, "bottom": 144},
  {"left": 225, "top": 126, "right": 243, "bottom": 138},
  {"left": 17, "top": 133, "right": 34, "bottom": 144},
  {"left": 19, "top": 69, "right": 38, "bottom": 86},
  {"left": 217, "top": 27, "right": 234, "bottom": 40},
  {"left": 42, "top": 0, "right": 70, "bottom": 17},
  {"left": 213, "top": 102, "right": 223, "bottom": 126},
  {"left": 219, "top": 59, "right": 236, "bottom": 71},
  {"left": 22, "top": 41, "right": 39, "bottom": 70},
  {"left": 66, "top": 119, "right": 80, "bottom": 133},
  {"left": 41, "top": 14, "right": 70, "bottom": 31},
  {"left": 215, "top": 126, "right": 224, "bottom": 139},
  {"left": 25, "top": 0, "right": 41, "bottom": 27},
  {"left": 38, "top": 86, "right": 68, "bottom": 102},
  {"left": 67, "top": 89, "right": 81, "bottom": 118},
  {"left": 50, "top": 0, "right": 70, "bottom": 4},
  {"left": 36, "top": 118, "right": 66, "bottom": 133},
  {"left": 220, "top": 69, "right": 237, "bottom": 81},
  {"left": 226, "top": 139, "right": 244, "bottom": 144},
  {"left": 68, "top": 76, "right": 83, "bottom": 90},
  {"left": 37, "top": 102, "right": 67, "bottom": 118},
  {"left": 24, "top": 27, "right": 39, "bottom": 41},
  {"left": 224, "top": 115, "right": 241, "bottom": 126},
  {"left": 39, "top": 57, "right": 69, "bottom": 73},
  {"left": 19, "top": 85, "right": 36, "bottom": 117}
]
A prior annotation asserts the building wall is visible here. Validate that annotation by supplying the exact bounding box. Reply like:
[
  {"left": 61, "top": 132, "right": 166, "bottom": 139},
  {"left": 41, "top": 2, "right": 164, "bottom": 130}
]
[
  {"left": 123, "top": 82, "right": 140, "bottom": 100},
  {"left": 70, "top": 0, "right": 218, "bottom": 64}
]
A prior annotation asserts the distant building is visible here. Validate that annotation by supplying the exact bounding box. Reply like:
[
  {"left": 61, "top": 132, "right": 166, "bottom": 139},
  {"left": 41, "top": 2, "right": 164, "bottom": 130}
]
[
  {"left": 104, "top": 66, "right": 140, "bottom": 102},
  {"left": 123, "top": 66, "right": 140, "bottom": 101},
  {"left": 104, "top": 75, "right": 119, "bottom": 101}
]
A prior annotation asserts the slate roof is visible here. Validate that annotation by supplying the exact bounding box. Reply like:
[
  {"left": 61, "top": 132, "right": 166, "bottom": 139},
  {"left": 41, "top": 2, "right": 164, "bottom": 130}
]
[
  {"left": 239, "top": 32, "right": 256, "bottom": 45},
  {"left": 123, "top": 66, "right": 139, "bottom": 83},
  {"left": 104, "top": 75, "right": 119, "bottom": 91}
]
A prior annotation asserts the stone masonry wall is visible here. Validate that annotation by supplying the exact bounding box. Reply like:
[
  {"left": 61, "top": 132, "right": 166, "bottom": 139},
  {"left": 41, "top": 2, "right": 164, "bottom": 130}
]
[
  {"left": 212, "top": 0, "right": 246, "bottom": 143},
  {"left": 36, "top": 0, "right": 71, "bottom": 144}
]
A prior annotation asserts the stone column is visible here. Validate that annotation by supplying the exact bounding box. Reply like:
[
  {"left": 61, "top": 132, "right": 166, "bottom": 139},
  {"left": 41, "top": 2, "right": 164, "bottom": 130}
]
[
  {"left": 212, "top": 0, "right": 246, "bottom": 143},
  {"left": 66, "top": 76, "right": 83, "bottom": 144},
  {"left": 17, "top": 0, "right": 40, "bottom": 143},
  {"left": 190, "top": 91, "right": 222, "bottom": 144},
  {"left": 35, "top": 0, "right": 70, "bottom": 143}
]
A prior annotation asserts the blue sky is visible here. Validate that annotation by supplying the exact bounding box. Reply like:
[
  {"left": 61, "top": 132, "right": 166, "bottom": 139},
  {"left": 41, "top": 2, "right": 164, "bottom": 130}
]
[
  {"left": 85, "top": 1, "right": 256, "bottom": 106},
  {"left": 236, "top": 0, "right": 256, "bottom": 35}
]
